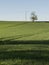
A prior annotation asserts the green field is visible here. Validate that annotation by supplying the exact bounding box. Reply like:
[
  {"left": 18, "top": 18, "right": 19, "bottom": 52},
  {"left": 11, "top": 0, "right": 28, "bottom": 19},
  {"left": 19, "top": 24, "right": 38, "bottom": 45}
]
[
  {"left": 0, "top": 21, "right": 49, "bottom": 65},
  {"left": 0, "top": 21, "right": 49, "bottom": 40}
]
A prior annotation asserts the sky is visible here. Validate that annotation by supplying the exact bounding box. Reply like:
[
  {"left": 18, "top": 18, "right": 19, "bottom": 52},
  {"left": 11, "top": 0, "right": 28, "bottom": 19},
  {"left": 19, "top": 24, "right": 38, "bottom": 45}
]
[{"left": 0, "top": 0, "right": 49, "bottom": 21}]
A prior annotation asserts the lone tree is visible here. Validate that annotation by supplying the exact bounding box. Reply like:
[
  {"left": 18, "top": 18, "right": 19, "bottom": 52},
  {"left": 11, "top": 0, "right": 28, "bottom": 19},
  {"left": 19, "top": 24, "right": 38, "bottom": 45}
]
[{"left": 31, "top": 12, "right": 38, "bottom": 22}]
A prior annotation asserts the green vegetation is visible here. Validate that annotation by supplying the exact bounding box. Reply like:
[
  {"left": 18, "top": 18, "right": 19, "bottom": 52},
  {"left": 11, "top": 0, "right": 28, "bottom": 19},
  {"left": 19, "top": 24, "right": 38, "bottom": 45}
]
[
  {"left": 0, "top": 21, "right": 49, "bottom": 65},
  {"left": 0, "top": 21, "right": 49, "bottom": 40},
  {"left": 31, "top": 11, "right": 38, "bottom": 22}
]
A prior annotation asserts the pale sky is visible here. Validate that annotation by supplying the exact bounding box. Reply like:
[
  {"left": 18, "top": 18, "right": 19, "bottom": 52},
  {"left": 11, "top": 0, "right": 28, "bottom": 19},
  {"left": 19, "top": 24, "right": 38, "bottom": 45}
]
[{"left": 0, "top": 0, "right": 49, "bottom": 21}]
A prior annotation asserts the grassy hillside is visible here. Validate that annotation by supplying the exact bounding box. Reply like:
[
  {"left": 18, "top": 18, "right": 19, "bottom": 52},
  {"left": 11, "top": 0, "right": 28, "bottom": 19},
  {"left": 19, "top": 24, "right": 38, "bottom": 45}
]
[
  {"left": 0, "top": 21, "right": 49, "bottom": 65},
  {"left": 0, "top": 22, "right": 49, "bottom": 40}
]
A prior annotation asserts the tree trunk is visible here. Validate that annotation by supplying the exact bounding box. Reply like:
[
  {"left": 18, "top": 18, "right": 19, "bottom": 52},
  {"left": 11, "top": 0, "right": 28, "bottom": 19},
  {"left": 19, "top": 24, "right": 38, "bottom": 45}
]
[{"left": 33, "top": 19, "right": 34, "bottom": 22}]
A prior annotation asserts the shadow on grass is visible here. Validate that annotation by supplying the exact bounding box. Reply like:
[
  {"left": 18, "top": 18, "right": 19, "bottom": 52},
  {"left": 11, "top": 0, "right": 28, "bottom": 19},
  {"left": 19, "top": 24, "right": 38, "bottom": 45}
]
[
  {"left": 0, "top": 40, "right": 49, "bottom": 45},
  {"left": 0, "top": 50, "right": 49, "bottom": 60},
  {"left": 0, "top": 40, "right": 49, "bottom": 61}
]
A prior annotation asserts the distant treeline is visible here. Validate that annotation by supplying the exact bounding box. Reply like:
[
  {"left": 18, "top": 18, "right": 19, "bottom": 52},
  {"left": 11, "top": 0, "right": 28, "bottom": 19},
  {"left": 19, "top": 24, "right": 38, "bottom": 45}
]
[{"left": 0, "top": 21, "right": 49, "bottom": 22}]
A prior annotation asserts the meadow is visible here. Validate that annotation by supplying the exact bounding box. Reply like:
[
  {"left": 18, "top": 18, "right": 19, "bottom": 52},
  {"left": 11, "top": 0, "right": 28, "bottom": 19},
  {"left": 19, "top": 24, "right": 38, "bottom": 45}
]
[
  {"left": 0, "top": 21, "right": 49, "bottom": 65},
  {"left": 0, "top": 21, "right": 49, "bottom": 40}
]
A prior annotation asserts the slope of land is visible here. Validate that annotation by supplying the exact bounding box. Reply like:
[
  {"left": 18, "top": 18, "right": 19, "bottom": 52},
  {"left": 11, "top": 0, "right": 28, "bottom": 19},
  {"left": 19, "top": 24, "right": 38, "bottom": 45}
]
[
  {"left": 0, "top": 22, "right": 49, "bottom": 40},
  {"left": 0, "top": 21, "right": 49, "bottom": 65}
]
